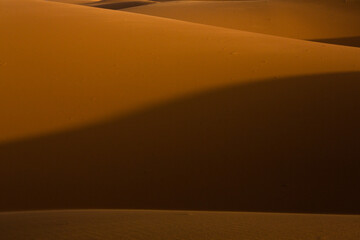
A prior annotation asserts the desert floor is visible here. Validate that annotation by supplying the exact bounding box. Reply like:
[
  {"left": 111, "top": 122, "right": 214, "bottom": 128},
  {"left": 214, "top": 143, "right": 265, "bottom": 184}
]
[
  {"left": 1, "top": 210, "right": 360, "bottom": 240},
  {"left": 1, "top": 0, "right": 360, "bottom": 239}
]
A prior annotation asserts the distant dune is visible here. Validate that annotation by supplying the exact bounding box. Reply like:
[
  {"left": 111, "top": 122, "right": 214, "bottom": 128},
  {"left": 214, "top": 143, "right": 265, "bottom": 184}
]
[
  {"left": 52, "top": 0, "right": 360, "bottom": 46},
  {"left": 124, "top": 0, "right": 360, "bottom": 44}
]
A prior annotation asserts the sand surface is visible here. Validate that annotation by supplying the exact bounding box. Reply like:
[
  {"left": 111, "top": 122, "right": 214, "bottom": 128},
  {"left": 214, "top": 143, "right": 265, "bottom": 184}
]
[
  {"left": 123, "top": 0, "right": 360, "bottom": 43},
  {"left": 1, "top": 210, "right": 360, "bottom": 240},
  {"left": 1, "top": 0, "right": 360, "bottom": 238},
  {"left": 1, "top": 0, "right": 360, "bottom": 213}
]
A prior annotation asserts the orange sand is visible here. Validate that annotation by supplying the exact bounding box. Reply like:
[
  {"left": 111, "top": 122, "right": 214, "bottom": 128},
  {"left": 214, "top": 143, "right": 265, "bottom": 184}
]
[{"left": 1, "top": 0, "right": 360, "bottom": 238}]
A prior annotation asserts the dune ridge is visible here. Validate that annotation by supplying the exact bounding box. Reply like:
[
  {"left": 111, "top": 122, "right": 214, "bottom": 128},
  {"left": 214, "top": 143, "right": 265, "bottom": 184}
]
[
  {"left": 1, "top": 0, "right": 360, "bottom": 143},
  {"left": 1, "top": 3, "right": 360, "bottom": 240},
  {"left": 1, "top": 0, "right": 360, "bottom": 238},
  {"left": 48, "top": 0, "right": 360, "bottom": 47},
  {"left": 1, "top": 0, "right": 360, "bottom": 213},
  {"left": 124, "top": 0, "right": 360, "bottom": 44}
]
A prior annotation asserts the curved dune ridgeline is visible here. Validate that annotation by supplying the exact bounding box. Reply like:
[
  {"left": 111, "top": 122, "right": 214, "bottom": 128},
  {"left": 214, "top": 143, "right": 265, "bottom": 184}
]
[
  {"left": 124, "top": 0, "right": 360, "bottom": 46},
  {"left": 1, "top": 72, "right": 360, "bottom": 213},
  {"left": 50, "top": 0, "right": 360, "bottom": 48},
  {"left": 2, "top": 0, "right": 360, "bottom": 238},
  {"left": 1, "top": 0, "right": 360, "bottom": 218},
  {"left": 2, "top": 0, "right": 360, "bottom": 144}
]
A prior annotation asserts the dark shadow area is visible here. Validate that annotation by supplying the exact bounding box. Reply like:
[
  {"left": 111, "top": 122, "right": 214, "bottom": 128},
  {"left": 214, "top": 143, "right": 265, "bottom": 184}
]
[
  {"left": 92, "top": 1, "right": 154, "bottom": 10},
  {"left": 310, "top": 36, "right": 360, "bottom": 48},
  {"left": 1, "top": 72, "right": 360, "bottom": 214}
]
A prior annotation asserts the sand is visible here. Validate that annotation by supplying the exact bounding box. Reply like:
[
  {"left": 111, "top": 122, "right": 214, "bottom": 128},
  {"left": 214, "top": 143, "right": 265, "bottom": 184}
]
[
  {"left": 1, "top": 0, "right": 360, "bottom": 238},
  {"left": 125, "top": 0, "right": 360, "bottom": 41},
  {"left": 1, "top": 0, "right": 360, "bottom": 144},
  {"left": 1, "top": 210, "right": 360, "bottom": 240}
]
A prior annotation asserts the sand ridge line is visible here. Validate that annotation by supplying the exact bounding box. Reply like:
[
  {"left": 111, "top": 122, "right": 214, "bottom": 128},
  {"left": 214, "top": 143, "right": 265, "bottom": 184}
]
[
  {"left": 40, "top": 0, "right": 360, "bottom": 46},
  {"left": 40, "top": 0, "right": 360, "bottom": 45}
]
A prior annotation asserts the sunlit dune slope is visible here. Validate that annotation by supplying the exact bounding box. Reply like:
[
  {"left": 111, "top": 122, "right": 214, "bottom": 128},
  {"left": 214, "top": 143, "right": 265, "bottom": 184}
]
[
  {"left": 1, "top": 210, "right": 360, "bottom": 240},
  {"left": 1, "top": 0, "right": 360, "bottom": 213},
  {"left": 124, "top": 0, "right": 360, "bottom": 43},
  {"left": 1, "top": 0, "right": 360, "bottom": 143}
]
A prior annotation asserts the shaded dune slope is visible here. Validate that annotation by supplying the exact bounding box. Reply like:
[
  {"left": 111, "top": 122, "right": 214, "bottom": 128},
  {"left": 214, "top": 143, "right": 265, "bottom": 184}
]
[
  {"left": 88, "top": 0, "right": 155, "bottom": 9},
  {"left": 1, "top": 72, "right": 360, "bottom": 213},
  {"left": 94, "top": 1, "right": 154, "bottom": 9},
  {"left": 311, "top": 36, "right": 360, "bottom": 48},
  {"left": 48, "top": 0, "right": 156, "bottom": 9}
]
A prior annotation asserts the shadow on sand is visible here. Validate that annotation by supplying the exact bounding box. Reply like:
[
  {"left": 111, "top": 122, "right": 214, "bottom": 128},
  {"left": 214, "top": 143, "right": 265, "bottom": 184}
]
[
  {"left": 1, "top": 72, "right": 360, "bottom": 213},
  {"left": 310, "top": 36, "right": 360, "bottom": 48},
  {"left": 90, "top": 1, "right": 154, "bottom": 10}
]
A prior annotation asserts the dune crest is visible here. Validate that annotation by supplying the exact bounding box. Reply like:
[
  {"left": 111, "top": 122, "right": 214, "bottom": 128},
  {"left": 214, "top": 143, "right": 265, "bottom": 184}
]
[
  {"left": 1, "top": 0, "right": 360, "bottom": 238},
  {"left": 1, "top": 0, "right": 360, "bottom": 143},
  {"left": 124, "top": 0, "right": 360, "bottom": 43}
]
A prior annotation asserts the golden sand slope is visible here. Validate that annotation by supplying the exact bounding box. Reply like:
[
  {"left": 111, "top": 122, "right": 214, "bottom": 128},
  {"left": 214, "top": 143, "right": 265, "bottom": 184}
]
[
  {"left": 1, "top": 210, "right": 360, "bottom": 240},
  {"left": 51, "top": 0, "right": 360, "bottom": 46},
  {"left": 125, "top": 0, "right": 360, "bottom": 41},
  {"left": 1, "top": 0, "right": 360, "bottom": 213},
  {"left": 1, "top": 0, "right": 360, "bottom": 143}
]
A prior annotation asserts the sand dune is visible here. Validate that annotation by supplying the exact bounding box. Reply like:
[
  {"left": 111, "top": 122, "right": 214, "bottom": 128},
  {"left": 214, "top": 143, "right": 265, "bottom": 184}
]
[
  {"left": 1, "top": 0, "right": 360, "bottom": 213},
  {"left": 50, "top": 0, "right": 156, "bottom": 9},
  {"left": 48, "top": 0, "right": 100, "bottom": 3},
  {"left": 88, "top": 0, "right": 155, "bottom": 9},
  {"left": 1, "top": 72, "right": 360, "bottom": 213},
  {"left": 124, "top": 0, "right": 360, "bottom": 44},
  {"left": 1, "top": 210, "right": 360, "bottom": 240},
  {"left": 311, "top": 36, "right": 360, "bottom": 48},
  {"left": 1, "top": 0, "right": 360, "bottom": 144},
  {"left": 52, "top": 0, "right": 360, "bottom": 46},
  {"left": 1, "top": 0, "right": 360, "bottom": 238}
]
